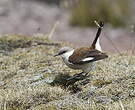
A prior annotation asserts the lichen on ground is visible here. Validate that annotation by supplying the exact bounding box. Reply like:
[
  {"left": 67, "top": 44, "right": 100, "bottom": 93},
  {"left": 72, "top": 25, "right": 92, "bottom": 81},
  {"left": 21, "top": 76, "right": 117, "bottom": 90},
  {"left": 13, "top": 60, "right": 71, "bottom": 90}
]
[{"left": 0, "top": 34, "right": 135, "bottom": 110}]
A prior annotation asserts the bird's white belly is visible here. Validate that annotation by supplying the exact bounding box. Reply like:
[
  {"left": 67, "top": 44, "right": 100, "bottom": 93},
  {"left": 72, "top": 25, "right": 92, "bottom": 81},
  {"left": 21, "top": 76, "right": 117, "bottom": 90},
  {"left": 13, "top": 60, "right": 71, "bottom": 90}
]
[
  {"left": 61, "top": 50, "right": 95, "bottom": 73},
  {"left": 62, "top": 57, "right": 95, "bottom": 73},
  {"left": 62, "top": 57, "right": 78, "bottom": 69}
]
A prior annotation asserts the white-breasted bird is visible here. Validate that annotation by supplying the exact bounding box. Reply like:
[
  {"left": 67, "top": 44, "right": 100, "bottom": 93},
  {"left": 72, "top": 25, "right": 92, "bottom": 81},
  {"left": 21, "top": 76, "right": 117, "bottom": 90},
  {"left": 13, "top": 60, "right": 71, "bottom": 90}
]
[{"left": 54, "top": 21, "right": 108, "bottom": 79}]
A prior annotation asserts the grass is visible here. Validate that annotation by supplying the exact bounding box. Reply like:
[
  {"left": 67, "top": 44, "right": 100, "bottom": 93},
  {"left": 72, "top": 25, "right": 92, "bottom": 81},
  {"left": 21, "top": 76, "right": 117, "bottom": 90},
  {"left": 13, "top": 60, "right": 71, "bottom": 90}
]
[{"left": 0, "top": 34, "right": 135, "bottom": 109}]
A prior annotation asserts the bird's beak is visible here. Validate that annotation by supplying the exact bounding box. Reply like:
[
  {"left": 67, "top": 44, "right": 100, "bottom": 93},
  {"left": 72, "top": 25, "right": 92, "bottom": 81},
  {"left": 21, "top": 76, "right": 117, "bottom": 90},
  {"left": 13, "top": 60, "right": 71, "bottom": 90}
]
[{"left": 54, "top": 53, "right": 60, "bottom": 57}]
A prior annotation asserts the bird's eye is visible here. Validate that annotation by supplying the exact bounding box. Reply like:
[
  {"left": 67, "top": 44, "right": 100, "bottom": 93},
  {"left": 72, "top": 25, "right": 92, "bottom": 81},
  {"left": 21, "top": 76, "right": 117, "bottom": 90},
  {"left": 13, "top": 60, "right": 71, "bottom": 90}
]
[
  {"left": 61, "top": 51, "right": 66, "bottom": 54},
  {"left": 58, "top": 51, "right": 66, "bottom": 55}
]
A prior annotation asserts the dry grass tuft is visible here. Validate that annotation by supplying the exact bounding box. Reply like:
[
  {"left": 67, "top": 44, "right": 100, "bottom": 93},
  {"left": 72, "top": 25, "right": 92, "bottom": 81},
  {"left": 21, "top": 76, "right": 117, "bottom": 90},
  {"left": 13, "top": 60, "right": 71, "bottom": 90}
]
[{"left": 0, "top": 35, "right": 135, "bottom": 109}]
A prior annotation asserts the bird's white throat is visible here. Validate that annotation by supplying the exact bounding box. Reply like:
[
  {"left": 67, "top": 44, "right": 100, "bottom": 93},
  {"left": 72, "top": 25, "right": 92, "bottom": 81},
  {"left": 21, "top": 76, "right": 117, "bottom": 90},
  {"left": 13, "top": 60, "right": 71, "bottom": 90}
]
[{"left": 61, "top": 50, "right": 74, "bottom": 60}]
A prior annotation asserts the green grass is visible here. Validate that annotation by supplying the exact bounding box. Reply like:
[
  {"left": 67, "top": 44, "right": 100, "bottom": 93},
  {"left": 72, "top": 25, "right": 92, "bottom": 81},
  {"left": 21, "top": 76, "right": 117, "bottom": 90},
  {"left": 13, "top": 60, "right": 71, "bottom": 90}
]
[{"left": 0, "top": 34, "right": 135, "bottom": 110}]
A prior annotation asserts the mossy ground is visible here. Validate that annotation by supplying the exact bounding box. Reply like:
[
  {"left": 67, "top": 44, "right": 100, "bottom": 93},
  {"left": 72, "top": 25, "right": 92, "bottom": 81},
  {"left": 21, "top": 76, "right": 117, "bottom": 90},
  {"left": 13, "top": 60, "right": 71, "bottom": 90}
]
[{"left": 0, "top": 34, "right": 135, "bottom": 110}]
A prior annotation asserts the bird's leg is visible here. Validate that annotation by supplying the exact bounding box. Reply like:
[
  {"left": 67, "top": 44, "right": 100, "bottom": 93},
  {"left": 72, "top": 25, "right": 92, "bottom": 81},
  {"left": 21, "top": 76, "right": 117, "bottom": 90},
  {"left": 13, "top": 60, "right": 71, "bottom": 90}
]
[
  {"left": 67, "top": 72, "right": 84, "bottom": 81},
  {"left": 65, "top": 70, "right": 92, "bottom": 87},
  {"left": 84, "top": 72, "right": 90, "bottom": 77},
  {"left": 66, "top": 72, "right": 87, "bottom": 86},
  {"left": 79, "top": 73, "right": 91, "bottom": 86}
]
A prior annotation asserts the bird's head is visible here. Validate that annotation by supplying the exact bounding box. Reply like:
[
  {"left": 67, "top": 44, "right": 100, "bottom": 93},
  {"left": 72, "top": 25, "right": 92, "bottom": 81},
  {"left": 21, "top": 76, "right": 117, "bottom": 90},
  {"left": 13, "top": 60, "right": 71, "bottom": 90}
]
[{"left": 54, "top": 47, "right": 73, "bottom": 57}]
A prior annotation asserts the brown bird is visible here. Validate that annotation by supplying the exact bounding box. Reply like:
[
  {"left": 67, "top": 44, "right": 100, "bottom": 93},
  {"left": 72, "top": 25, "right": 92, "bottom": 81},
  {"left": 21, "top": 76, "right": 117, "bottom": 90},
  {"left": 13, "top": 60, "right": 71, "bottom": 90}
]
[{"left": 54, "top": 21, "right": 108, "bottom": 80}]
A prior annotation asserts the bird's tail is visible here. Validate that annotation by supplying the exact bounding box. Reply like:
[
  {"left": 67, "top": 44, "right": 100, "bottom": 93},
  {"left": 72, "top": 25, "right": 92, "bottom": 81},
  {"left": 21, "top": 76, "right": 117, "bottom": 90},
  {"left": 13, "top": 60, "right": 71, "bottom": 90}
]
[{"left": 91, "top": 21, "right": 104, "bottom": 51}]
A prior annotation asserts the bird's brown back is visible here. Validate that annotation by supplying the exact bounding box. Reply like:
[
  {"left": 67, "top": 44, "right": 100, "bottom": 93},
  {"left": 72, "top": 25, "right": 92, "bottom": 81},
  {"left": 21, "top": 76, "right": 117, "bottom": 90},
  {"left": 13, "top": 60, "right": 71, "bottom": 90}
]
[{"left": 69, "top": 47, "right": 108, "bottom": 64}]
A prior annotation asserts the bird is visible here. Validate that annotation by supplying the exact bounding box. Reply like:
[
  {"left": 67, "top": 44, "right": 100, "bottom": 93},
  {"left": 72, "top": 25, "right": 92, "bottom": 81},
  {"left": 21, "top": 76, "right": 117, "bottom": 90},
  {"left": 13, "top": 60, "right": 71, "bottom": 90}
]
[{"left": 54, "top": 21, "right": 108, "bottom": 82}]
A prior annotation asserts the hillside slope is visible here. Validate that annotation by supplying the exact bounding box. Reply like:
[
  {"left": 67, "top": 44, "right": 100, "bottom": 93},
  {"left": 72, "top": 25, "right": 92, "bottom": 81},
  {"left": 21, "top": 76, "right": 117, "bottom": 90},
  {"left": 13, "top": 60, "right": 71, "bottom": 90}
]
[{"left": 0, "top": 35, "right": 135, "bottom": 110}]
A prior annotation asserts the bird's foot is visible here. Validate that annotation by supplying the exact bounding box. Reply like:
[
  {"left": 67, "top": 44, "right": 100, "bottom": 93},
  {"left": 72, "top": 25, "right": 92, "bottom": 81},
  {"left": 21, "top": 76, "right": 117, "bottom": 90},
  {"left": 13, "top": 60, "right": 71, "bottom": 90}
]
[
  {"left": 84, "top": 73, "right": 90, "bottom": 77},
  {"left": 67, "top": 72, "right": 84, "bottom": 81},
  {"left": 66, "top": 72, "right": 89, "bottom": 86}
]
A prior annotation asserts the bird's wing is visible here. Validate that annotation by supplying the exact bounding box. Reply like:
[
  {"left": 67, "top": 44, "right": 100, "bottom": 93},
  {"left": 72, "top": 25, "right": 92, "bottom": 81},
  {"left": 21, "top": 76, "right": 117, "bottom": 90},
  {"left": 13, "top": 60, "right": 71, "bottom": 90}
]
[{"left": 69, "top": 47, "right": 108, "bottom": 64}]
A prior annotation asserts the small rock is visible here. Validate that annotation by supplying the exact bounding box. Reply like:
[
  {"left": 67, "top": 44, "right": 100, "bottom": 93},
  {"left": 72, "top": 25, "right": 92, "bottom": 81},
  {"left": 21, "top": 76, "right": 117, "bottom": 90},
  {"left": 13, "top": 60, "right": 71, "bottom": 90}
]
[
  {"left": 0, "top": 81, "right": 5, "bottom": 87},
  {"left": 95, "top": 96, "right": 113, "bottom": 104}
]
